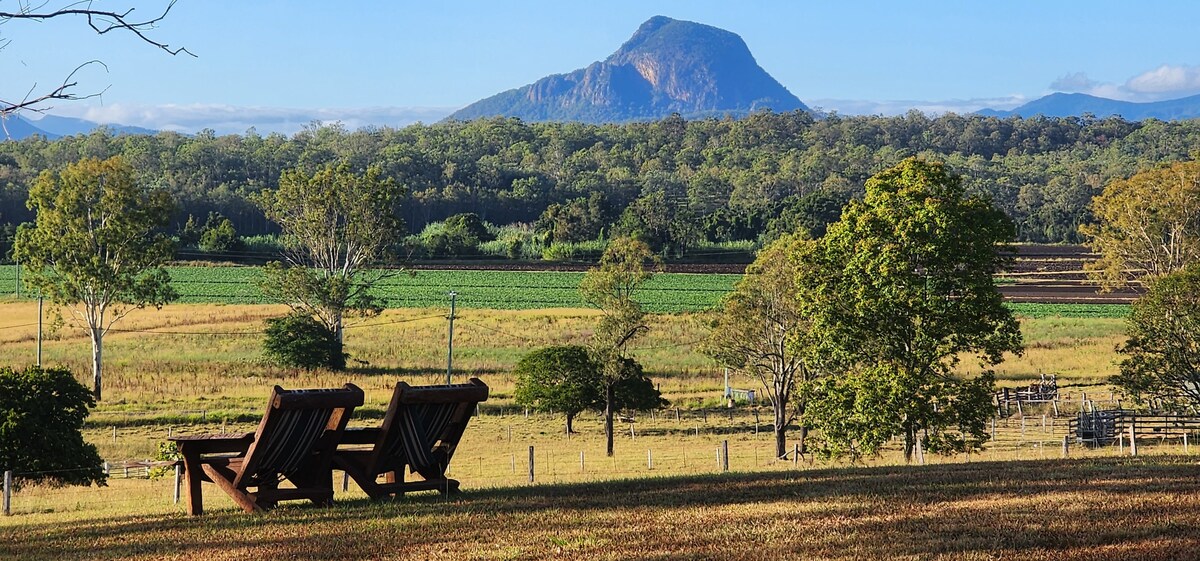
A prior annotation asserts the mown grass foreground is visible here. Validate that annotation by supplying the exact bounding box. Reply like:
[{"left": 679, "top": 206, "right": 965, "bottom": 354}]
[{"left": 5, "top": 456, "right": 1199, "bottom": 560}]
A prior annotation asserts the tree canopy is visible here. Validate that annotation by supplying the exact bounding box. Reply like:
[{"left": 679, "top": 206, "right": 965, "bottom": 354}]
[
  {"left": 580, "top": 237, "right": 660, "bottom": 456},
  {"left": 0, "top": 366, "right": 106, "bottom": 487},
  {"left": 1082, "top": 159, "right": 1200, "bottom": 288},
  {"left": 1, "top": 111, "right": 1193, "bottom": 264},
  {"left": 803, "top": 158, "right": 1022, "bottom": 461},
  {"left": 256, "top": 161, "right": 402, "bottom": 356},
  {"left": 13, "top": 156, "right": 176, "bottom": 400},
  {"left": 702, "top": 233, "right": 820, "bottom": 457},
  {"left": 1112, "top": 265, "right": 1200, "bottom": 411}
]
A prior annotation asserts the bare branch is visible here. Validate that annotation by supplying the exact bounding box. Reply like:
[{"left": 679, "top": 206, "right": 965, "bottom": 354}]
[
  {"left": 0, "top": 0, "right": 195, "bottom": 57},
  {"left": 0, "top": 1, "right": 191, "bottom": 118}
]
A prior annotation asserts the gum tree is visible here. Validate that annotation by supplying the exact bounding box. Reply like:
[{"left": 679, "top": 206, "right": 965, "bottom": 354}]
[
  {"left": 257, "top": 161, "right": 403, "bottom": 365},
  {"left": 1082, "top": 159, "right": 1200, "bottom": 288},
  {"left": 702, "top": 234, "right": 821, "bottom": 458},
  {"left": 14, "top": 156, "right": 176, "bottom": 400},
  {"left": 579, "top": 237, "right": 659, "bottom": 456}
]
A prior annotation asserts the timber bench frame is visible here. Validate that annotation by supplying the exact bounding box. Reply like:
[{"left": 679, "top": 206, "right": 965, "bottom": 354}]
[
  {"left": 335, "top": 378, "right": 488, "bottom": 498},
  {"left": 170, "top": 384, "right": 364, "bottom": 515}
]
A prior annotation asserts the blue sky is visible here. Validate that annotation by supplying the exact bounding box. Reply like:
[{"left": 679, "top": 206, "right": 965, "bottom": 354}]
[{"left": 5, "top": 0, "right": 1200, "bottom": 133}]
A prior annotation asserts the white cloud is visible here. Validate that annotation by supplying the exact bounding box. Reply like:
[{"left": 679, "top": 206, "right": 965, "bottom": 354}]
[
  {"left": 41, "top": 103, "right": 458, "bottom": 135},
  {"left": 1048, "top": 64, "right": 1200, "bottom": 102},
  {"left": 1125, "top": 64, "right": 1200, "bottom": 96},
  {"left": 1049, "top": 72, "right": 1097, "bottom": 92}
]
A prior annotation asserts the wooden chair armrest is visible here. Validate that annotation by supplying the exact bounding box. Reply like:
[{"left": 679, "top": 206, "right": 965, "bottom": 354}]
[
  {"left": 339, "top": 427, "right": 382, "bottom": 446},
  {"left": 170, "top": 433, "right": 254, "bottom": 454}
]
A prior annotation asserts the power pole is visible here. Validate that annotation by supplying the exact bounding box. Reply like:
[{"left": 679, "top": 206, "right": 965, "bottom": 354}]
[
  {"left": 446, "top": 291, "right": 457, "bottom": 385},
  {"left": 36, "top": 290, "right": 43, "bottom": 367}
]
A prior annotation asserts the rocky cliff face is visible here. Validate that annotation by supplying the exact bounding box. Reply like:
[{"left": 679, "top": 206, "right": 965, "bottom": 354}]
[{"left": 449, "top": 16, "right": 807, "bottom": 123}]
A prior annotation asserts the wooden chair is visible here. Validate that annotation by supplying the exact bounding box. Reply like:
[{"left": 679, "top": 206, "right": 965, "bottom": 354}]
[
  {"left": 335, "top": 378, "right": 488, "bottom": 499},
  {"left": 170, "top": 384, "right": 364, "bottom": 515}
]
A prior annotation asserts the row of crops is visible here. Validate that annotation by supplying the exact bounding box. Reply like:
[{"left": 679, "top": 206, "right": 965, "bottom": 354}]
[
  {"left": 0, "top": 265, "right": 1129, "bottom": 317},
  {"left": 0, "top": 265, "right": 740, "bottom": 313}
]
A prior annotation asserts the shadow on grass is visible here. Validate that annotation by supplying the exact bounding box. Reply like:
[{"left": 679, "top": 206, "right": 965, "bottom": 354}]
[{"left": 7, "top": 456, "right": 1200, "bottom": 560}]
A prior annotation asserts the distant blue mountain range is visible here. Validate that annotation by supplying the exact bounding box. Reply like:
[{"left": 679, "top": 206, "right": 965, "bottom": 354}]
[
  {"left": 980, "top": 92, "right": 1200, "bottom": 121},
  {"left": 1, "top": 114, "right": 156, "bottom": 140}
]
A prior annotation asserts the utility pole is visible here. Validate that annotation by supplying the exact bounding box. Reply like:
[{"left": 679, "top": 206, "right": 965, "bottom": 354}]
[
  {"left": 36, "top": 290, "right": 43, "bottom": 367},
  {"left": 446, "top": 291, "right": 457, "bottom": 385}
]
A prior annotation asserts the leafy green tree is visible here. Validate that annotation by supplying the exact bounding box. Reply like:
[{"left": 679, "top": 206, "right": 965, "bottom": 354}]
[
  {"left": 14, "top": 156, "right": 176, "bottom": 400},
  {"left": 198, "top": 213, "right": 243, "bottom": 254},
  {"left": 0, "top": 366, "right": 106, "bottom": 487},
  {"left": 611, "top": 357, "right": 667, "bottom": 412},
  {"left": 804, "top": 158, "right": 1022, "bottom": 461},
  {"left": 262, "top": 312, "right": 345, "bottom": 370},
  {"left": 580, "top": 237, "right": 660, "bottom": 456},
  {"left": 422, "top": 212, "right": 495, "bottom": 257},
  {"left": 1112, "top": 265, "right": 1200, "bottom": 410},
  {"left": 513, "top": 345, "right": 603, "bottom": 434},
  {"left": 513, "top": 347, "right": 665, "bottom": 435},
  {"left": 256, "top": 161, "right": 402, "bottom": 358},
  {"left": 536, "top": 193, "right": 611, "bottom": 244},
  {"left": 1082, "top": 159, "right": 1200, "bottom": 288},
  {"left": 702, "top": 234, "right": 821, "bottom": 458},
  {"left": 178, "top": 214, "right": 202, "bottom": 247}
]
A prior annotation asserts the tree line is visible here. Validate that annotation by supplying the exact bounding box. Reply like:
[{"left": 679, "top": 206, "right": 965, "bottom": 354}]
[{"left": 3, "top": 112, "right": 1200, "bottom": 259}]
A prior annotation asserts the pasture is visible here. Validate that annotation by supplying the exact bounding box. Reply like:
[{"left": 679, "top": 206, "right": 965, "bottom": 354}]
[
  {"left": 0, "top": 272, "right": 1149, "bottom": 560},
  {"left": 5, "top": 456, "right": 1200, "bottom": 560}
]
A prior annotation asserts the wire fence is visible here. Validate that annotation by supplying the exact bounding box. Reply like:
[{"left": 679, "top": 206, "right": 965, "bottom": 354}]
[{"left": 5, "top": 401, "right": 1193, "bottom": 520}]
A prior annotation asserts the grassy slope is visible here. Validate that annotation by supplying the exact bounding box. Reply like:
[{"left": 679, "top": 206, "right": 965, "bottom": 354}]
[{"left": 5, "top": 457, "right": 1199, "bottom": 560}]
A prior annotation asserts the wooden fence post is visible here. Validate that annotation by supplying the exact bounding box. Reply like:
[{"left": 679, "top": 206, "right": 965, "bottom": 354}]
[
  {"left": 580, "top": 451, "right": 585, "bottom": 473},
  {"left": 1129, "top": 423, "right": 1137, "bottom": 456},
  {"left": 722, "top": 440, "right": 729, "bottom": 472},
  {"left": 173, "top": 464, "right": 182, "bottom": 504},
  {"left": 528, "top": 446, "right": 535, "bottom": 484},
  {"left": 1185, "top": 432, "right": 1190, "bottom": 455},
  {"left": 793, "top": 443, "right": 800, "bottom": 467},
  {"left": 3, "top": 470, "right": 10, "bottom": 516},
  {"left": 647, "top": 449, "right": 653, "bottom": 470},
  {"left": 1062, "top": 435, "right": 1069, "bottom": 458}
]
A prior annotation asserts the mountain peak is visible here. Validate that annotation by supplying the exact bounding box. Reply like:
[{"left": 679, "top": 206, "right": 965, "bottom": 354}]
[{"left": 448, "top": 17, "right": 806, "bottom": 123}]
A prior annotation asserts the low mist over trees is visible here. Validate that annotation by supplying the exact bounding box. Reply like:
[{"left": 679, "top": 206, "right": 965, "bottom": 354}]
[{"left": 2, "top": 112, "right": 1197, "bottom": 260}]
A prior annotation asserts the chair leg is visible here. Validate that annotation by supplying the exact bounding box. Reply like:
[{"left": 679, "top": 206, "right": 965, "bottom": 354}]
[{"left": 201, "top": 464, "right": 263, "bottom": 513}]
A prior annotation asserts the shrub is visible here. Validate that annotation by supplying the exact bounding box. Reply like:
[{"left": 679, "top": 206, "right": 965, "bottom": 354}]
[
  {"left": 263, "top": 312, "right": 346, "bottom": 370},
  {"left": 0, "top": 366, "right": 106, "bottom": 487}
]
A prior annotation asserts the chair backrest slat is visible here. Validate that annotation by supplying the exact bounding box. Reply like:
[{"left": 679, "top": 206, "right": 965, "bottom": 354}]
[
  {"left": 237, "top": 384, "right": 364, "bottom": 488},
  {"left": 368, "top": 378, "right": 488, "bottom": 475}
]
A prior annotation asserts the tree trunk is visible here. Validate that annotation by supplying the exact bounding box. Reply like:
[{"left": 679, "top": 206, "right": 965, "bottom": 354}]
[
  {"left": 774, "top": 398, "right": 788, "bottom": 459},
  {"left": 604, "top": 384, "right": 615, "bottom": 457},
  {"left": 798, "top": 425, "right": 808, "bottom": 455},
  {"left": 90, "top": 326, "right": 103, "bottom": 401},
  {"left": 335, "top": 311, "right": 344, "bottom": 344},
  {"left": 566, "top": 412, "right": 575, "bottom": 435},
  {"left": 903, "top": 423, "right": 917, "bottom": 464}
]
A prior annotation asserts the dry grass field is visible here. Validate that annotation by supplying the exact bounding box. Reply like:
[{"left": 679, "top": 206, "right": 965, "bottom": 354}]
[
  {"left": 0, "top": 300, "right": 1155, "bottom": 560},
  {"left": 5, "top": 456, "right": 1200, "bottom": 560}
]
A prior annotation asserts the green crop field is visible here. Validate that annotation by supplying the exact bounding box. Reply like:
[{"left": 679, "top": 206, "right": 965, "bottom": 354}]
[
  {"left": 0, "top": 265, "right": 740, "bottom": 312},
  {"left": 0, "top": 265, "right": 1128, "bottom": 317}
]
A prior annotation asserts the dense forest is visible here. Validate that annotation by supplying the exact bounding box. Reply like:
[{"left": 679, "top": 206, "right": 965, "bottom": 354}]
[{"left": 1, "top": 110, "right": 1198, "bottom": 261}]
